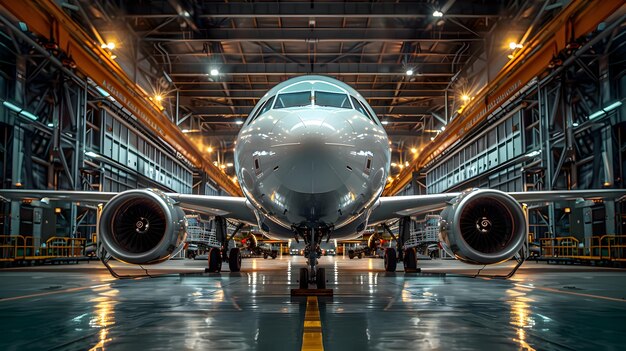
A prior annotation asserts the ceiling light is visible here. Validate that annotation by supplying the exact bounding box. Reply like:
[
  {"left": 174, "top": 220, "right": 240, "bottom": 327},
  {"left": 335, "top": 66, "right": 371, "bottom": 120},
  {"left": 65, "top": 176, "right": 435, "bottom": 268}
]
[
  {"left": 440, "top": 126, "right": 446, "bottom": 131},
  {"left": 110, "top": 54, "right": 117, "bottom": 60},
  {"left": 411, "top": 147, "right": 417, "bottom": 153},
  {"left": 507, "top": 54, "right": 514, "bottom": 59},
  {"left": 207, "top": 146, "right": 213, "bottom": 153},
  {"left": 572, "top": 122, "right": 579, "bottom": 127},
  {"left": 461, "top": 94, "right": 470, "bottom": 102},
  {"left": 106, "top": 42, "right": 115, "bottom": 50},
  {"left": 226, "top": 163, "right": 234, "bottom": 167},
  {"left": 509, "top": 42, "right": 523, "bottom": 50},
  {"left": 433, "top": 10, "right": 443, "bottom": 17},
  {"left": 210, "top": 68, "right": 219, "bottom": 76},
  {"left": 85, "top": 151, "right": 99, "bottom": 158},
  {"left": 405, "top": 161, "right": 409, "bottom": 167},
  {"left": 405, "top": 69, "right": 414, "bottom": 76},
  {"left": 235, "top": 120, "right": 244, "bottom": 125},
  {"left": 381, "top": 120, "right": 389, "bottom": 125},
  {"left": 391, "top": 162, "right": 397, "bottom": 167},
  {"left": 155, "top": 94, "right": 163, "bottom": 102},
  {"left": 47, "top": 123, "right": 54, "bottom": 127},
  {"left": 182, "top": 129, "right": 190, "bottom": 133},
  {"left": 387, "top": 176, "right": 394, "bottom": 183},
  {"left": 589, "top": 101, "right": 623, "bottom": 120},
  {"left": 430, "top": 136, "right": 435, "bottom": 141},
  {"left": 219, "top": 164, "right": 226, "bottom": 169}
]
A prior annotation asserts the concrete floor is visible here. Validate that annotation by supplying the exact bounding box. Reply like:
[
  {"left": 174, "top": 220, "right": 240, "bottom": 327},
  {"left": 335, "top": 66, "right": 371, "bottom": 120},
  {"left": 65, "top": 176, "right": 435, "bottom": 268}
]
[{"left": 1, "top": 256, "right": 626, "bottom": 350}]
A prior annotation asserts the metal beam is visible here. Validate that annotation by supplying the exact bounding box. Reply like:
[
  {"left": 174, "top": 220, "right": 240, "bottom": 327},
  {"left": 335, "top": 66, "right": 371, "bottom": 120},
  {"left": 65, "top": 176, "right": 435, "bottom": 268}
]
[
  {"left": 142, "top": 29, "right": 484, "bottom": 43},
  {"left": 168, "top": 63, "right": 454, "bottom": 76},
  {"left": 123, "top": 2, "right": 502, "bottom": 19}
]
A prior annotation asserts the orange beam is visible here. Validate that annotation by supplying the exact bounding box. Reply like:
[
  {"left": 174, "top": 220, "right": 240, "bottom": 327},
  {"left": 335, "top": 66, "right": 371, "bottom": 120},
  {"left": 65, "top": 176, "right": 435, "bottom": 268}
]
[
  {"left": 0, "top": 0, "right": 242, "bottom": 196},
  {"left": 384, "top": 0, "right": 624, "bottom": 196}
]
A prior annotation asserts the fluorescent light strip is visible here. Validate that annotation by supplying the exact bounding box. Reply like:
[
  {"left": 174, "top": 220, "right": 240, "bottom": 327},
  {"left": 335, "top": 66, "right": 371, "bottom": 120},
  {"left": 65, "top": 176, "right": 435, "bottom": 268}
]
[{"left": 589, "top": 101, "right": 623, "bottom": 120}]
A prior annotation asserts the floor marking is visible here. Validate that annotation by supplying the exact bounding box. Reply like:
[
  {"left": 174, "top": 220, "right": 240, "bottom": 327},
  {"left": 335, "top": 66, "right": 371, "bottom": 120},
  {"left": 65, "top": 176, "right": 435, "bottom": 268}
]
[
  {"left": 301, "top": 296, "right": 324, "bottom": 351},
  {"left": 522, "top": 284, "right": 626, "bottom": 303},
  {"left": 0, "top": 283, "right": 111, "bottom": 302}
]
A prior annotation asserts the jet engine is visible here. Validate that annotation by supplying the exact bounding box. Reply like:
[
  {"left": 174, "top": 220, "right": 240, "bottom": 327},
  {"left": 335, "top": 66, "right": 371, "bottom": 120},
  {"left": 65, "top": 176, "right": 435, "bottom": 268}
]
[
  {"left": 438, "top": 189, "right": 526, "bottom": 264},
  {"left": 99, "top": 189, "right": 187, "bottom": 264}
]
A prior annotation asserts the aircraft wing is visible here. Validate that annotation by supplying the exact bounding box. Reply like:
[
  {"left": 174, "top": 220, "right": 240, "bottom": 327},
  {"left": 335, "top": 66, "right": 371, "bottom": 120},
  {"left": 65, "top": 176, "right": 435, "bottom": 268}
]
[
  {"left": 368, "top": 189, "right": 626, "bottom": 224},
  {"left": 0, "top": 189, "right": 257, "bottom": 225}
]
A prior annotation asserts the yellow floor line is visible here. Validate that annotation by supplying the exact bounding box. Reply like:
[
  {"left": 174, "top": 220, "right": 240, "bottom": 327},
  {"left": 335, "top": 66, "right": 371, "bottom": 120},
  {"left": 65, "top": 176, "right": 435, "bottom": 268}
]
[{"left": 301, "top": 296, "right": 324, "bottom": 351}]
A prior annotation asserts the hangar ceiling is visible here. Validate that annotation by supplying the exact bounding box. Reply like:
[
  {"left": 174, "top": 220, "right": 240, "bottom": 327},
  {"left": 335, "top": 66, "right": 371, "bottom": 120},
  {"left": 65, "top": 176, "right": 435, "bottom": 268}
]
[{"left": 65, "top": 0, "right": 562, "bottom": 176}]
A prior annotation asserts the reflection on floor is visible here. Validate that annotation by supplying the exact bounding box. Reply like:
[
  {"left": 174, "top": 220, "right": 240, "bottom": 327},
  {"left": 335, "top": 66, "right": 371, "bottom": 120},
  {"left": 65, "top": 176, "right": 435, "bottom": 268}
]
[{"left": 1, "top": 256, "right": 626, "bottom": 350}]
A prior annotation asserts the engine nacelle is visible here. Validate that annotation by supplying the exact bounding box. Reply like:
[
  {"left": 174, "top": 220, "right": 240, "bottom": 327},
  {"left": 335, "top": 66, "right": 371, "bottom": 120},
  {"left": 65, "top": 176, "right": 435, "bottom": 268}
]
[
  {"left": 99, "top": 189, "right": 187, "bottom": 264},
  {"left": 438, "top": 189, "right": 526, "bottom": 265}
]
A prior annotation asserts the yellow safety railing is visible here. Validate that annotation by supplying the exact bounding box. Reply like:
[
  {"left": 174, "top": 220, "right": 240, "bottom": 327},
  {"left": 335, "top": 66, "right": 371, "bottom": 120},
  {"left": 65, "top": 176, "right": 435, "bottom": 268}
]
[
  {"left": 539, "top": 236, "right": 582, "bottom": 258},
  {"left": 589, "top": 235, "right": 626, "bottom": 262},
  {"left": 0, "top": 235, "right": 25, "bottom": 261},
  {"left": 45, "top": 236, "right": 86, "bottom": 258}
]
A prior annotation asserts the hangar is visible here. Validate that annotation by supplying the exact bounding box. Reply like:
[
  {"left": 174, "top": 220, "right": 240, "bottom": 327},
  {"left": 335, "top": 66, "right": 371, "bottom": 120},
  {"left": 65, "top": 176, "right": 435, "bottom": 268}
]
[{"left": 0, "top": 0, "right": 625, "bottom": 349}]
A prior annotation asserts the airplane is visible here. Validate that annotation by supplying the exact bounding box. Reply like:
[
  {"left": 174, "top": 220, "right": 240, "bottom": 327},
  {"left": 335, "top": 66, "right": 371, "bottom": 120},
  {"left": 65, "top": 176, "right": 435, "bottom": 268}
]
[{"left": 1, "top": 75, "right": 624, "bottom": 289}]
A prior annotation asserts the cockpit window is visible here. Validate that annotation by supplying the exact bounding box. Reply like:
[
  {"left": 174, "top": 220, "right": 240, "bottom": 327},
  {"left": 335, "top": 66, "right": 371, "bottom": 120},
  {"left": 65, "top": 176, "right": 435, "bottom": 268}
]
[
  {"left": 247, "top": 96, "right": 275, "bottom": 125},
  {"left": 350, "top": 96, "right": 380, "bottom": 125},
  {"left": 274, "top": 91, "right": 311, "bottom": 109},
  {"left": 315, "top": 91, "right": 351, "bottom": 109}
]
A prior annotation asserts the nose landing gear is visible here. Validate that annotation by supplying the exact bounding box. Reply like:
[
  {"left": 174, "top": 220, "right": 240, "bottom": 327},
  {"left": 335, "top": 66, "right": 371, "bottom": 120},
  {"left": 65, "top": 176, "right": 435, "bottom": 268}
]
[{"left": 293, "top": 225, "right": 331, "bottom": 293}]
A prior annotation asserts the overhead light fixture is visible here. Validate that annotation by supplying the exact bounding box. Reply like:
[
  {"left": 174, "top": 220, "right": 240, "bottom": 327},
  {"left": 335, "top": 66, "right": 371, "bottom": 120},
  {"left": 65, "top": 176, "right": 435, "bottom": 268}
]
[
  {"left": 219, "top": 164, "right": 226, "bottom": 169},
  {"left": 102, "top": 42, "right": 115, "bottom": 50},
  {"left": 47, "top": 123, "right": 54, "bottom": 127},
  {"left": 405, "top": 69, "right": 414, "bottom": 76},
  {"left": 95, "top": 86, "right": 110, "bottom": 97},
  {"left": 507, "top": 54, "right": 515, "bottom": 59},
  {"left": 433, "top": 10, "right": 443, "bottom": 17},
  {"left": 410, "top": 147, "right": 417, "bottom": 153},
  {"left": 430, "top": 136, "right": 435, "bottom": 141},
  {"left": 387, "top": 176, "right": 394, "bottom": 183},
  {"left": 155, "top": 94, "right": 163, "bottom": 102},
  {"left": 182, "top": 129, "right": 190, "bottom": 133},
  {"left": 381, "top": 120, "right": 389, "bottom": 125},
  {"left": 2, "top": 100, "right": 38, "bottom": 121},
  {"left": 461, "top": 94, "right": 470, "bottom": 102},
  {"left": 440, "top": 126, "right": 446, "bottom": 131},
  {"left": 226, "top": 162, "right": 234, "bottom": 167},
  {"left": 572, "top": 122, "right": 579, "bottom": 127},
  {"left": 210, "top": 68, "right": 219, "bottom": 76},
  {"left": 405, "top": 161, "right": 409, "bottom": 167},
  {"left": 207, "top": 146, "right": 214, "bottom": 153},
  {"left": 589, "top": 101, "right": 623, "bottom": 120},
  {"left": 235, "top": 120, "right": 244, "bottom": 125},
  {"left": 391, "top": 162, "right": 397, "bottom": 167},
  {"left": 509, "top": 42, "right": 523, "bottom": 50},
  {"left": 110, "top": 54, "right": 117, "bottom": 60}
]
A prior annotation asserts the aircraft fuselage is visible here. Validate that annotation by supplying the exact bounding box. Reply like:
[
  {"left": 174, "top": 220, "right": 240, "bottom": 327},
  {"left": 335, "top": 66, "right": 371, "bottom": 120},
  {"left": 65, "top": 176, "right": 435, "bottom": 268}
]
[{"left": 235, "top": 76, "right": 391, "bottom": 239}]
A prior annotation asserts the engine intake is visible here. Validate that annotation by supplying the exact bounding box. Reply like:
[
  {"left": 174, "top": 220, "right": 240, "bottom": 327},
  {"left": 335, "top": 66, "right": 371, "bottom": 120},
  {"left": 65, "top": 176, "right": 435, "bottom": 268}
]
[
  {"left": 99, "top": 189, "right": 187, "bottom": 264},
  {"left": 439, "top": 189, "right": 526, "bottom": 264}
]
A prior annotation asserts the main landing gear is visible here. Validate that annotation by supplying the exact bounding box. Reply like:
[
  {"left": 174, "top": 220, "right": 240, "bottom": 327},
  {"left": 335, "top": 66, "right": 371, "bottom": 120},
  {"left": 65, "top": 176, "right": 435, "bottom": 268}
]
[
  {"left": 294, "top": 225, "right": 330, "bottom": 290},
  {"left": 382, "top": 216, "right": 419, "bottom": 273},
  {"left": 206, "top": 217, "right": 244, "bottom": 273}
]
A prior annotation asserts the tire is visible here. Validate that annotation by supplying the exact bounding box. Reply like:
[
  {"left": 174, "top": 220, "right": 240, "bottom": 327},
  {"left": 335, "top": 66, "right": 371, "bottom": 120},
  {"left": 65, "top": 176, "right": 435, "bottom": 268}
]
[
  {"left": 404, "top": 247, "right": 417, "bottom": 271},
  {"left": 299, "top": 268, "right": 309, "bottom": 289},
  {"left": 357, "top": 253, "right": 362, "bottom": 259},
  {"left": 229, "top": 247, "right": 242, "bottom": 272},
  {"left": 271, "top": 252, "right": 277, "bottom": 259},
  {"left": 348, "top": 250, "right": 355, "bottom": 259},
  {"left": 263, "top": 253, "right": 268, "bottom": 259},
  {"left": 207, "top": 247, "right": 222, "bottom": 272},
  {"left": 384, "top": 248, "right": 397, "bottom": 272},
  {"left": 316, "top": 268, "right": 326, "bottom": 289}
]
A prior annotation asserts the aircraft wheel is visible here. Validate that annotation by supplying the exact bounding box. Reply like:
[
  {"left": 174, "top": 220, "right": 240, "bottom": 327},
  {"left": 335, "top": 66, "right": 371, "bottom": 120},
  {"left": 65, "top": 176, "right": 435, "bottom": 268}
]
[
  {"left": 228, "top": 247, "right": 242, "bottom": 272},
  {"left": 263, "top": 253, "right": 268, "bottom": 259},
  {"left": 316, "top": 268, "right": 326, "bottom": 289},
  {"left": 404, "top": 247, "right": 417, "bottom": 271},
  {"left": 299, "top": 268, "right": 309, "bottom": 289},
  {"left": 384, "top": 248, "right": 397, "bottom": 272},
  {"left": 348, "top": 250, "right": 355, "bottom": 259},
  {"left": 207, "top": 248, "right": 222, "bottom": 272}
]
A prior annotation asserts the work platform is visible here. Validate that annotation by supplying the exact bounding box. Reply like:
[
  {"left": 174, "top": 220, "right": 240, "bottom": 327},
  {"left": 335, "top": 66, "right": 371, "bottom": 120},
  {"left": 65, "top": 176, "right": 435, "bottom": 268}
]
[{"left": 1, "top": 256, "right": 626, "bottom": 350}]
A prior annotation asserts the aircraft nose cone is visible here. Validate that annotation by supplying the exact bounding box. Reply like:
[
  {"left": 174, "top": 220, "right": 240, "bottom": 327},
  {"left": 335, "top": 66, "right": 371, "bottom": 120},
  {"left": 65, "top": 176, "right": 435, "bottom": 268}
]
[{"left": 272, "top": 113, "right": 353, "bottom": 194}]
